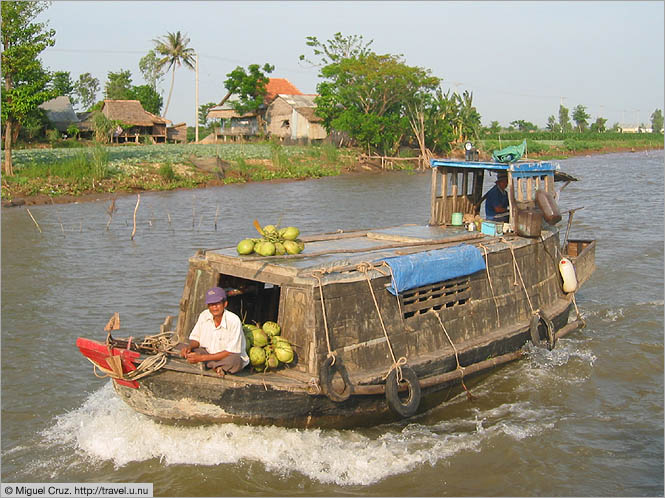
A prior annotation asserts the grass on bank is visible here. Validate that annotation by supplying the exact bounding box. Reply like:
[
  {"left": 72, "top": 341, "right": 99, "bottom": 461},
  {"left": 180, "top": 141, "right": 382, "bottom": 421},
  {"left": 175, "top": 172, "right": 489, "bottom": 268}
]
[
  {"left": 2, "top": 133, "right": 662, "bottom": 201},
  {"left": 480, "top": 131, "right": 664, "bottom": 159},
  {"left": 1, "top": 142, "right": 352, "bottom": 200}
]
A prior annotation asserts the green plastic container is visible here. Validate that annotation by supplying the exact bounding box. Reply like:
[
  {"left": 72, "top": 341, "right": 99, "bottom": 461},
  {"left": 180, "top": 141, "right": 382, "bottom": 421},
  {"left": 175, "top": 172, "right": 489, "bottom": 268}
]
[{"left": 451, "top": 212, "right": 463, "bottom": 226}]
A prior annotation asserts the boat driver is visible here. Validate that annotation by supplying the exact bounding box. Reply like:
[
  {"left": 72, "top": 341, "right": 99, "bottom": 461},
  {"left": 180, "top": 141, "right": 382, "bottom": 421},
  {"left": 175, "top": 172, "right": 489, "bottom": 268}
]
[
  {"left": 485, "top": 172, "right": 509, "bottom": 221},
  {"left": 179, "top": 286, "right": 249, "bottom": 376}
]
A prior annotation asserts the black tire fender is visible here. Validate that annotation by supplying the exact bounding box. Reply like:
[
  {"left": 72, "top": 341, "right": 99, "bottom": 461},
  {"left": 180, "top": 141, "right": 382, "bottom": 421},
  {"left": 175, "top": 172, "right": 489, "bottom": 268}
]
[
  {"left": 530, "top": 312, "right": 556, "bottom": 350},
  {"left": 319, "top": 356, "right": 352, "bottom": 402},
  {"left": 385, "top": 365, "right": 422, "bottom": 418}
]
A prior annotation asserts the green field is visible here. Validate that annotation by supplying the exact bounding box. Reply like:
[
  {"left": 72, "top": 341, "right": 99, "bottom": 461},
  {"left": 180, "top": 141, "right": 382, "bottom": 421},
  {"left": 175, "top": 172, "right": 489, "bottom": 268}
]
[{"left": 2, "top": 134, "right": 662, "bottom": 202}]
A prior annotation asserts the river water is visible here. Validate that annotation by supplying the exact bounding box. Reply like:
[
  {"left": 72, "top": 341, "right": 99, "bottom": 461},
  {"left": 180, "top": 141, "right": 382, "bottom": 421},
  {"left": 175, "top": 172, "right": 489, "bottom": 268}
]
[{"left": 1, "top": 151, "right": 663, "bottom": 496}]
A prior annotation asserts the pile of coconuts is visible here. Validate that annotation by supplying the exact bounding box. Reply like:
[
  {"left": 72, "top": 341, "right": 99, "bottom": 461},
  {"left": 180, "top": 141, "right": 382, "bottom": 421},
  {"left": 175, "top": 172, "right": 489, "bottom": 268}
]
[
  {"left": 236, "top": 223, "right": 305, "bottom": 256},
  {"left": 243, "top": 321, "right": 295, "bottom": 372}
]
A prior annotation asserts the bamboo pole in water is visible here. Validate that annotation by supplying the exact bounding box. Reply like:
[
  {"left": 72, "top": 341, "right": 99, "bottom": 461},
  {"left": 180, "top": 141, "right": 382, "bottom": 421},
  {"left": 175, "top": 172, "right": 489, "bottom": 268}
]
[
  {"left": 26, "top": 208, "right": 42, "bottom": 233},
  {"left": 106, "top": 197, "right": 117, "bottom": 231},
  {"left": 50, "top": 198, "right": 65, "bottom": 236},
  {"left": 131, "top": 194, "right": 140, "bottom": 240}
]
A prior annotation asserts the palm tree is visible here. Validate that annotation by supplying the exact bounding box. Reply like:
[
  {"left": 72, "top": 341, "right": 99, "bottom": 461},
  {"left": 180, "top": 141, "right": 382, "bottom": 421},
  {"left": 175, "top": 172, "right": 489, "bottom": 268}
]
[{"left": 152, "top": 31, "right": 195, "bottom": 118}]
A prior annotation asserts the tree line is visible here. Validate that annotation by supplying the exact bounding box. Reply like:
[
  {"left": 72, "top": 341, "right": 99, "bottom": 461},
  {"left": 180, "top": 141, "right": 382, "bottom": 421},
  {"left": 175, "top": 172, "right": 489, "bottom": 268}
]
[{"left": 2, "top": 1, "right": 663, "bottom": 176}]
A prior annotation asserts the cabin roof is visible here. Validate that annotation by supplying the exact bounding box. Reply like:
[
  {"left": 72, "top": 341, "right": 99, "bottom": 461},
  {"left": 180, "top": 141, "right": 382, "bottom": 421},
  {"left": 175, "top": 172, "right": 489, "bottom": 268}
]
[{"left": 429, "top": 158, "right": 576, "bottom": 181}]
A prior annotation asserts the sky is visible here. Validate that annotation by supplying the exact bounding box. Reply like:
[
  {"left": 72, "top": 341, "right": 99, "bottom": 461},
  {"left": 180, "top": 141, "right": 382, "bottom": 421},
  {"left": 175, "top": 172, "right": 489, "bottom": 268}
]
[{"left": 36, "top": 1, "right": 664, "bottom": 129}]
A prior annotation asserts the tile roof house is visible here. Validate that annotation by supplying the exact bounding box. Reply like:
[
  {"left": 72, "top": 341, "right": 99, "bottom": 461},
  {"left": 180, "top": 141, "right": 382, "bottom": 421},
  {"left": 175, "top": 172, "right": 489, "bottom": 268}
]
[
  {"left": 265, "top": 94, "right": 327, "bottom": 142},
  {"left": 206, "top": 78, "right": 327, "bottom": 142}
]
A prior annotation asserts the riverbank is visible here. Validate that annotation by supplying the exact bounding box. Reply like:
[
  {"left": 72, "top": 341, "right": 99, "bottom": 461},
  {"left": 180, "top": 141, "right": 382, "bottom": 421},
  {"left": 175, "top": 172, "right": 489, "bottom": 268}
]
[{"left": 2, "top": 141, "right": 662, "bottom": 208}]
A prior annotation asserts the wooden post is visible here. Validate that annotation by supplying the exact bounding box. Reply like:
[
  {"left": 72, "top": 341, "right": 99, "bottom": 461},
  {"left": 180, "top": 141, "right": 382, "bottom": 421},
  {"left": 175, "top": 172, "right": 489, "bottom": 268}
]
[
  {"left": 131, "top": 194, "right": 140, "bottom": 240},
  {"left": 429, "top": 167, "right": 437, "bottom": 225},
  {"left": 26, "top": 208, "right": 42, "bottom": 233},
  {"left": 441, "top": 171, "right": 448, "bottom": 225},
  {"left": 106, "top": 197, "right": 117, "bottom": 231},
  {"left": 451, "top": 172, "right": 458, "bottom": 220},
  {"left": 50, "top": 198, "right": 65, "bottom": 236}
]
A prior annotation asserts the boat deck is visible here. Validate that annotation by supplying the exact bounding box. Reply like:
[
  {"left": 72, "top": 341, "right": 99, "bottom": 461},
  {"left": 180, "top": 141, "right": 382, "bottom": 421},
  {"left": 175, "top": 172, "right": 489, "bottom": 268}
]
[{"left": 206, "top": 224, "right": 553, "bottom": 281}]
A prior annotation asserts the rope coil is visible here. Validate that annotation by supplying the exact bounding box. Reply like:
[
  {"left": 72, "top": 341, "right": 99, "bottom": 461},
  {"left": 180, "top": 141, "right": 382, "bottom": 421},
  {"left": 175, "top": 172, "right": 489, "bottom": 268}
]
[{"left": 87, "top": 352, "right": 168, "bottom": 382}]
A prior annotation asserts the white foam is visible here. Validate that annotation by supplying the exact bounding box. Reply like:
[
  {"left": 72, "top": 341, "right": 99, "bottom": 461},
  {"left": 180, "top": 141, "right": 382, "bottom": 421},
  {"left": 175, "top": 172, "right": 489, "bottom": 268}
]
[{"left": 38, "top": 382, "right": 560, "bottom": 486}]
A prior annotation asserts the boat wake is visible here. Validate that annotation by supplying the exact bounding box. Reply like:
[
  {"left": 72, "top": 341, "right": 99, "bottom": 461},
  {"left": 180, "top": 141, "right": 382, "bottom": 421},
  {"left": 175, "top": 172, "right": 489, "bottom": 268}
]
[{"left": 37, "top": 379, "right": 566, "bottom": 486}]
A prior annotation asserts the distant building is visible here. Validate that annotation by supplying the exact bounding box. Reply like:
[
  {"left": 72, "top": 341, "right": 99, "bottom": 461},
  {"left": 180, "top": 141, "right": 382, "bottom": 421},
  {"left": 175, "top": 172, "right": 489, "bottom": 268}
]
[
  {"left": 620, "top": 124, "right": 653, "bottom": 133},
  {"left": 39, "top": 96, "right": 79, "bottom": 134},
  {"left": 265, "top": 94, "right": 326, "bottom": 143},
  {"left": 206, "top": 78, "right": 328, "bottom": 142},
  {"left": 100, "top": 100, "right": 170, "bottom": 143}
]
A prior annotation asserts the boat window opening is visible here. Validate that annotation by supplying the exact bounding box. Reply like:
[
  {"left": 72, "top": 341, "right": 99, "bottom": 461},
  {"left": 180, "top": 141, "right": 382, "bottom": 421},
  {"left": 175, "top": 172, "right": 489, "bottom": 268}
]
[
  {"left": 217, "top": 275, "right": 281, "bottom": 326},
  {"left": 400, "top": 276, "right": 471, "bottom": 319}
]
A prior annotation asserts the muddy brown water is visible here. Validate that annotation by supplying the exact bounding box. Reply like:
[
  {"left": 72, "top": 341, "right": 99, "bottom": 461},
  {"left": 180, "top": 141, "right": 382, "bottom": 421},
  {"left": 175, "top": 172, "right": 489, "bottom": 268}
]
[{"left": 1, "top": 151, "right": 663, "bottom": 496}]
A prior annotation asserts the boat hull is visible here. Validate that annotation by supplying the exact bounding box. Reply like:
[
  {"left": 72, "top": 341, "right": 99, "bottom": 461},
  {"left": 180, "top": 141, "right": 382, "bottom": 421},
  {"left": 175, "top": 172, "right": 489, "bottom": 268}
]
[{"left": 113, "top": 303, "right": 572, "bottom": 428}]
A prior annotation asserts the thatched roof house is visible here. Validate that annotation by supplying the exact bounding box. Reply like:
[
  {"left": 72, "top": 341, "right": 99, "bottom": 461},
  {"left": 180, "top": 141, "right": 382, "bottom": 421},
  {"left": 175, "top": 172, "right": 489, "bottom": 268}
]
[
  {"left": 100, "top": 100, "right": 171, "bottom": 143},
  {"left": 39, "top": 96, "right": 79, "bottom": 133},
  {"left": 265, "top": 94, "right": 327, "bottom": 142},
  {"left": 101, "top": 100, "right": 169, "bottom": 126}
]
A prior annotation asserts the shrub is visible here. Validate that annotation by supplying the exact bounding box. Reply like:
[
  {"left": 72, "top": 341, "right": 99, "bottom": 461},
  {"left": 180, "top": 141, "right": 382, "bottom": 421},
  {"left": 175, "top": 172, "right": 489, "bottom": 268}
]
[{"left": 159, "top": 162, "right": 176, "bottom": 181}]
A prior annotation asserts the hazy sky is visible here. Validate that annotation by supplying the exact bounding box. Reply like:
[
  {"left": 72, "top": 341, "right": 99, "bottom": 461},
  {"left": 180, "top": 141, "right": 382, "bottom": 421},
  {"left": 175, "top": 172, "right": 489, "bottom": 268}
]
[{"left": 37, "top": 1, "right": 664, "bottom": 128}]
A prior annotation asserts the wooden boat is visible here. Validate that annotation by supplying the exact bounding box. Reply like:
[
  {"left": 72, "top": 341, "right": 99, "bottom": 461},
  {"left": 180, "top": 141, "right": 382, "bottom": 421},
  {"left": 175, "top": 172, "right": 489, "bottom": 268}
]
[{"left": 76, "top": 158, "right": 596, "bottom": 428}]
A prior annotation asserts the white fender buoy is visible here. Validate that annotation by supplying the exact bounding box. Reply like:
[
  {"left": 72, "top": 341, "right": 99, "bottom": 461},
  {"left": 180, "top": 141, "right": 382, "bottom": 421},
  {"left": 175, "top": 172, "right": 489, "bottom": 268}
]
[{"left": 559, "top": 257, "right": 578, "bottom": 293}]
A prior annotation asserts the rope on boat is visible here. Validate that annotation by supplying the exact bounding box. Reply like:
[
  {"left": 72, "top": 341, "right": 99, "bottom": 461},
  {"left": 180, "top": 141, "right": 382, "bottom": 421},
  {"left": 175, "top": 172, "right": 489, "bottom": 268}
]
[
  {"left": 312, "top": 270, "right": 336, "bottom": 365},
  {"left": 356, "top": 262, "right": 407, "bottom": 382},
  {"left": 502, "top": 237, "right": 536, "bottom": 314},
  {"left": 430, "top": 310, "right": 474, "bottom": 400},
  {"left": 502, "top": 237, "right": 558, "bottom": 349},
  {"left": 86, "top": 352, "right": 168, "bottom": 382},
  {"left": 571, "top": 293, "right": 585, "bottom": 327},
  {"left": 478, "top": 243, "right": 501, "bottom": 328},
  {"left": 137, "top": 331, "right": 180, "bottom": 353}
]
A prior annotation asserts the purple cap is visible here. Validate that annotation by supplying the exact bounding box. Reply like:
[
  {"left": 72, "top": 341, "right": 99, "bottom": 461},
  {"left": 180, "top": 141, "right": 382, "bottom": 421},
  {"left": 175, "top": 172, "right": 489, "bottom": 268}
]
[{"left": 205, "top": 286, "right": 227, "bottom": 304}]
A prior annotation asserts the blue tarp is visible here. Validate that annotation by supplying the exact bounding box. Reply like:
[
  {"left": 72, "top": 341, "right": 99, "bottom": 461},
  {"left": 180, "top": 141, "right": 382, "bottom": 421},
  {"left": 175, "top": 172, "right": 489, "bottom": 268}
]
[{"left": 380, "top": 244, "right": 486, "bottom": 295}]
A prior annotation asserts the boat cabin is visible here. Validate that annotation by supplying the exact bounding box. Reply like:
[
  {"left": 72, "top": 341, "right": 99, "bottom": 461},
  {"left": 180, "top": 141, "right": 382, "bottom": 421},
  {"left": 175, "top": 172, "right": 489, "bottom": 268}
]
[{"left": 428, "top": 159, "right": 571, "bottom": 236}]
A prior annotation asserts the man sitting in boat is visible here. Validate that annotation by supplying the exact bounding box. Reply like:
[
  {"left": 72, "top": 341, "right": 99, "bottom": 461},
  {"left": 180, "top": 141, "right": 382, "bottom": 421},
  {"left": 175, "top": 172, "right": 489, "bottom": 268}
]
[
  {"left": 179, "top": 286, "right": 249, "bottom": 376},
  {"left": 485, "top": 172, "right": 509, "bottom": 221}
]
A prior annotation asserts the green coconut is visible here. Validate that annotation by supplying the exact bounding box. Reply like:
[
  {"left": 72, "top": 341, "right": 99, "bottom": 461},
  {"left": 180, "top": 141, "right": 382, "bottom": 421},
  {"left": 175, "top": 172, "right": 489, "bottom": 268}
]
[
  {"left": 274, "top": 344, "right": 294, "bottom": 364},
  {"left": 256, "top": 241, "right": 276, "bottom": 256},
  {"left": 262, "top": 225, "right": 278, "bottom": 238},
  {"left": 282, "top": 226, "right": 300, "bottom": 241},
  {"left": 266, "top": 353, "right": 280, "bottom": 369},
  {"left": 251, "top": 328, "right": 269, "bottom": 347},
  {"left": 271, "top": 335, "right": 289, "bottom": 345},
  {"left": 274, "top": 242, "right": 286, "bottom": 255},
  {"left": 249, "top": 346, "right": 266, "bottom": 367},
  {"left": 262, "top": 321, "right": 281, "bottom": 336},
  {"left": 236, "top": 238, "right": 255, "bottom": 255},
  {"left": 283, "top": 240, "right": 300, "bottom": 255},
  {"left": 295, "top": 239, "right": 305, "bottom": 253}
]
